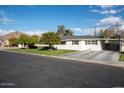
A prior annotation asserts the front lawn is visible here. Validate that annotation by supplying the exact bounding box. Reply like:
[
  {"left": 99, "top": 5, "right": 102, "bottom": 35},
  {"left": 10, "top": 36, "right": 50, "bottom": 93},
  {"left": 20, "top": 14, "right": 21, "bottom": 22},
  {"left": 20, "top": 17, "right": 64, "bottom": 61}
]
[
  {"left": 7, "top": 48, "right": 77, "bottom": 56},
  {"left": 119, "top": 53, "right": 124, "bottom": 61}
]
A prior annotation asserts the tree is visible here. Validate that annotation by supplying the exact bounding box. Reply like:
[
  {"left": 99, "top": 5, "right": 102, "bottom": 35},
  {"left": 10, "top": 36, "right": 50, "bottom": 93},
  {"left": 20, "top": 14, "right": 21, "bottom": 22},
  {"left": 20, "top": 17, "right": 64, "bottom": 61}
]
[
  {"left": 18, "top": 34, "right": 30, "bottom": 48},
  {"left": 57, "top": 25, "right": 66, "bottom": 36},
  {"left": 40, "top": 32, "right": 61, "bottom": 50},
  {"left": 8, "top": 38, "right": 18, "bottom": 46},
  {"left": 64, "top": 29, "right": 73, "bottom": 36},
  {"left": 98, "top": 29, "right": 117, "bottom": 38},
  {"left": 28, "top": 35, "right": 39, "bottom": 48},
  {"left": 98, "top": 30, "right": 104, "bottom": 38},
  {"left": 104, "top": 29, "right": 110, "bottom": 38},
  {"left": 57, "top": 25, "right": 73, "bottom": 36},
  {"left": 98, "top": 29, "right": 108, "bottom": 38}
]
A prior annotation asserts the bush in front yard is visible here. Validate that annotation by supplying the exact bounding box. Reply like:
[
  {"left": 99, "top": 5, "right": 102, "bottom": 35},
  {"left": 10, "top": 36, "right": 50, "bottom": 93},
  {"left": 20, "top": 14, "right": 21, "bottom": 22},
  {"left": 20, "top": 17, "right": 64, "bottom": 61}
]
[
  {"left": 28, "top": 44, "right": 38, "bottom": 49},
  {"left": 38, "top": 46, "right": 57, "bottom": 50}
]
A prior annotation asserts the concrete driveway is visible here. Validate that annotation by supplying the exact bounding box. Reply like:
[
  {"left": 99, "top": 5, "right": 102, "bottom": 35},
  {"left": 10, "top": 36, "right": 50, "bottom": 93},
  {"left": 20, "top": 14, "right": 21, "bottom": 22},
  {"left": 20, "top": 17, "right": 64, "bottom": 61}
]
[{"left": 62, "top": 50, "right": 120, "bottom": 64}]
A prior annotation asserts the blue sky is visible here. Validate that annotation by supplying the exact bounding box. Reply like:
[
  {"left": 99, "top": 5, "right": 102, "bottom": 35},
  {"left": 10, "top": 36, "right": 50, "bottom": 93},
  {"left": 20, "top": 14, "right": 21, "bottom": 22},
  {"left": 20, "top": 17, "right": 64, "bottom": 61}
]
[{"left": 0, "top": 5, "right": 124, "bottom": 35}]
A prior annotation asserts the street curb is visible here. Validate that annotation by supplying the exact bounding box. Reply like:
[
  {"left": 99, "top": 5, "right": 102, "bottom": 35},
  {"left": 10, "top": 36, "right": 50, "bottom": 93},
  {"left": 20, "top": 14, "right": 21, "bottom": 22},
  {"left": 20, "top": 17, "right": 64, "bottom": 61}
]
[{"left": 1, "top": 49, "right": 124, "bottom": 68}]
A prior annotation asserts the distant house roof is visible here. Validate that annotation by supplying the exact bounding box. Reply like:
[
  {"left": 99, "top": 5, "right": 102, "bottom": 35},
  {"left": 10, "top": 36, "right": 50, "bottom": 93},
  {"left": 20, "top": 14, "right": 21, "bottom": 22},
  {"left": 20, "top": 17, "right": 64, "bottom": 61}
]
[
  {"left": 0, "top": 31, "right": 22, "bottom": 41},
  {"left": 0, "top": 36, "right": 4, "bottom": 41}
]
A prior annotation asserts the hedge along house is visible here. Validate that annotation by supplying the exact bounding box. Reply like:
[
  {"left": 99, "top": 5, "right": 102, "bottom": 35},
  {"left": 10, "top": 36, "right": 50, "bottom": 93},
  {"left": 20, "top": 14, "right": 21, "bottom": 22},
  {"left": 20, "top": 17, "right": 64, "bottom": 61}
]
[{"left": 36, "top": 35, "right": 123, "bottom": 52}]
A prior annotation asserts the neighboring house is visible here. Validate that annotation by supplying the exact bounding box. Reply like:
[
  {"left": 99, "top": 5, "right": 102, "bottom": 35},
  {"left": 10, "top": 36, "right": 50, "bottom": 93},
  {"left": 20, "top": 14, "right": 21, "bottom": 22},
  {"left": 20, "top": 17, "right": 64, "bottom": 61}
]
[
  {"left": 36, "top": 35, "right": 123, "bottom": 51},
  {"left": 0, "top": 31, "right": 22, "bottom": 47}
]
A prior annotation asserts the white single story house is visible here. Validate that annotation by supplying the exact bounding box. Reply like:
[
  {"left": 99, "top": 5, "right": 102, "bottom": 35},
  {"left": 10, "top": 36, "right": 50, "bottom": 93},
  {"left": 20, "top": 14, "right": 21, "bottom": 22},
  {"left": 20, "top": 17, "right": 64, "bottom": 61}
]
[{"left": 36, "top": 36, "right": 124, "bottom": 52}]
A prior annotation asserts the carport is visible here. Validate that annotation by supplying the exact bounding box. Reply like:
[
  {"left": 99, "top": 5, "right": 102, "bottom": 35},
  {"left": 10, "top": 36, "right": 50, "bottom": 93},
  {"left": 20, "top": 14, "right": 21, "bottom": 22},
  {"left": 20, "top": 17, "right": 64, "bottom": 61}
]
[{"left": 100, "top": 40, "right": 120, "bottom": 51}]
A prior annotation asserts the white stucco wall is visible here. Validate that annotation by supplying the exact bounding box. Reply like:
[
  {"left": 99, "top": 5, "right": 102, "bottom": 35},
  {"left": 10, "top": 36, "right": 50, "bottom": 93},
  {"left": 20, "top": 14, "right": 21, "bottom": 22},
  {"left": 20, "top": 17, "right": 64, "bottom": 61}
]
[
  {"left": 18, "top": 44, "right": 23, "bottom": 48},
  {"left": 54, "top": 40, "right": 102, "bottom": 51}
]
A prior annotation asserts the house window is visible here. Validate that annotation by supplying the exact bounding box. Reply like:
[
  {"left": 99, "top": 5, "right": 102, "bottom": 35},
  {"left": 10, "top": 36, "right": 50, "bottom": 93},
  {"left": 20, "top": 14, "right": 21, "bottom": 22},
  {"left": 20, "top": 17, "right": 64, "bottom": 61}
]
[
  {"left": 72, "top": 40, "right": 79, "bottom": 45},
  {"left": 85, "top": 40, "right": 97, "bottom": 45},
  {"left": 85, "top": 40, "right": 91, "bottom": 45},
  {"left": 92, "top": 40, "right": 98, "bottom": 45},
  {"left": 61, "top": 41, "right": 66, "bottom": 45}
]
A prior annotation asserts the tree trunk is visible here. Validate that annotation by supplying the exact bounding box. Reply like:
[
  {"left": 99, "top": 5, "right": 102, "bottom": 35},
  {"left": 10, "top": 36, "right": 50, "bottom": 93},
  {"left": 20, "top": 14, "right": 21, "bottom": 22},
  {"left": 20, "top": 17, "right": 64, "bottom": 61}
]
[{"left": 49, "top": 44, "right": 53, "bottom": 50}]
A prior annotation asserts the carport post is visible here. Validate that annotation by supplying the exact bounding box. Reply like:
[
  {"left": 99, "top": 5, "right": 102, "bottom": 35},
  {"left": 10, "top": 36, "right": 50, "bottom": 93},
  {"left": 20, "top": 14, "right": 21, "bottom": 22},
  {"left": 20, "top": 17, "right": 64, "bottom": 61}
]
[
  {"left": 116, "top": 33, "right": 121, "bottom": 54},
  {"left": 119, "top": 35, "right": 121, "bottom": 53}
]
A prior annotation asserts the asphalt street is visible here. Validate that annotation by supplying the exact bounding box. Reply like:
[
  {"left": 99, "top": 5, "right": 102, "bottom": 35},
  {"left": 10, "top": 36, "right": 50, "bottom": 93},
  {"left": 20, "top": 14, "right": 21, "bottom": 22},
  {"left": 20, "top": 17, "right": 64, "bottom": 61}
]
[{"left": 0, "top": 51, "right": 124, "bottom": 88}]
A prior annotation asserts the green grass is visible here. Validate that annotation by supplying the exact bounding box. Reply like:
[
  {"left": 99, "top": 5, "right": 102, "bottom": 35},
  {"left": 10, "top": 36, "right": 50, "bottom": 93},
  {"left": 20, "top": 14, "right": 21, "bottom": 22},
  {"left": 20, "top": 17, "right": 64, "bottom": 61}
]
[
  {"left": 119, "top": 53, "right": 124, "bottom": 61},
  {"left": 7, "top": 48, "right": 77, "bottom": 56}
]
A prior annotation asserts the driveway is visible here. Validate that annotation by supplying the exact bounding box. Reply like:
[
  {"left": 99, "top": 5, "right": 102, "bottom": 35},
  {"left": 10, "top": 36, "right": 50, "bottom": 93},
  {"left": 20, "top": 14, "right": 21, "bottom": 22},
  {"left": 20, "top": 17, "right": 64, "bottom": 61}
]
[
  {"left": 0, "top": 51, "right": 124, "bottom": 88},
  {"left": 62, "top": 50, "right": 120, "bottom": 64}
]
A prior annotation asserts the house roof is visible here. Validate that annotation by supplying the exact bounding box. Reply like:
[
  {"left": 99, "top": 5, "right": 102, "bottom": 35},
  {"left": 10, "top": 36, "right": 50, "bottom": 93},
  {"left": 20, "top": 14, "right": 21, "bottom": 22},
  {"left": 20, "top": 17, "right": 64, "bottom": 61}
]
[
  {"left": 61, "top": 35, "right": 124, "bottom": 41},
  {"left": 61, "top": 35, "right": 96, "bottom": 40}
]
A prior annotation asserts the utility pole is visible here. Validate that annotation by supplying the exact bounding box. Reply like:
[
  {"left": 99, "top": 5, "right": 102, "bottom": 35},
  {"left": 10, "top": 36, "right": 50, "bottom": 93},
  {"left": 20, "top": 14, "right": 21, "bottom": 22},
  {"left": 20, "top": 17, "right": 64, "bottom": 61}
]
[{"left": 94, "top": 26, "right": 96, "bottom": 37}]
